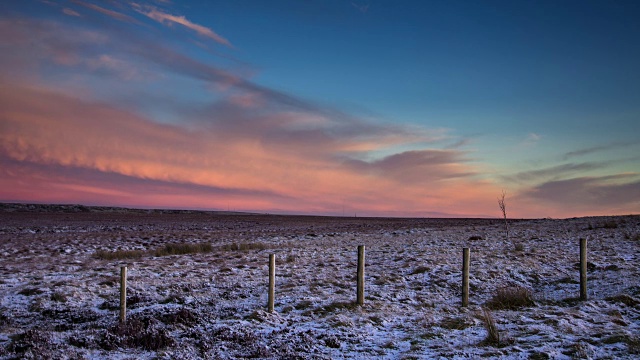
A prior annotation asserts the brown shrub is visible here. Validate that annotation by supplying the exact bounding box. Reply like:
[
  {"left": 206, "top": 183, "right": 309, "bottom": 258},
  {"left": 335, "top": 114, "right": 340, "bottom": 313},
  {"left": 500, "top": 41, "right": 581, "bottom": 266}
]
[{"left": 485, "top": 285, "right": 535, "bottom": 310}]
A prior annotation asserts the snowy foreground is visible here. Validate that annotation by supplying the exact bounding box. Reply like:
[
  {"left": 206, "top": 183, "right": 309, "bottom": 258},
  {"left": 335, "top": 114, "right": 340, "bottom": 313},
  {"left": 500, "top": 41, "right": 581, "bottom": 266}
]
[{"left": 0, "top": 205, "right": 639, "bottom": 359}]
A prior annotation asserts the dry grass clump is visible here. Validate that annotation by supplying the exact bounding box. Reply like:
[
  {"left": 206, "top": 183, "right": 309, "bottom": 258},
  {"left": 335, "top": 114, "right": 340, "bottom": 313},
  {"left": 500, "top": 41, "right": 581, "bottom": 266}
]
[
  {"left": 101, "top": 315, "right": 174, "bottom": 351},
  {"left": 485, "top": 285, "right": 535, "bottom": 310},
  {"left": 18, "top": 287, "right": 44, "bottom": 296},
  {"left": 154, "top": 242, "right": 212, "bottom": 256},
  {"left": 410, "top": 265, "right": 430, "bottom": 275},
  {"left": 308, "top": 301, "right": 359, "bottom": 316},
  {"left": 217, "top": 242, "right": 271, "bottom": 251},
  {"left": 479, "top": 308, "right": 500, "bottom": 345},
  {"left": 95, "top": 249, "right": 145, "bottom": 260},
  {"left": 439, "top": 316, "right": 472, "bottom": 330},
  {"left": 50, "top": 292, "right": 67, "bottom": 303},
  {"left": 625, "top": 233, "right": 640, "bottom": 241},
  {"left": 95, "top": 242, "right": 214, "bottom": 260},
  {"left": 627, "top": 336, "right": 640, "bottom": 355}
]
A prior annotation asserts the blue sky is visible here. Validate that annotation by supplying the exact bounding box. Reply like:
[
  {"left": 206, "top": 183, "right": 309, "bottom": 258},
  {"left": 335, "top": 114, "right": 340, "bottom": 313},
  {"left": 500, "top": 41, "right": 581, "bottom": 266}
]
[{"left": 1, "top": 0, "right": 639, "bottom": 217}]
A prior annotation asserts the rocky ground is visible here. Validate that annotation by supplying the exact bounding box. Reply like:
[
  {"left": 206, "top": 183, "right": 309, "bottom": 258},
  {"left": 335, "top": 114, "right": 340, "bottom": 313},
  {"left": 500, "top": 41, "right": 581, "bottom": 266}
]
[{"left": 0, "top": 204, "right": 639, "bottom": 359}]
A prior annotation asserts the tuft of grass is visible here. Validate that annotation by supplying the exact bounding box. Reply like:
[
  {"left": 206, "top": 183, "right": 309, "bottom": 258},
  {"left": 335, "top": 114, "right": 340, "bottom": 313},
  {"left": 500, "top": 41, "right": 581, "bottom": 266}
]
[
  {"left": 627, "top": 336, "right": 640, "bottom": 355},
  {"left": 100, "top": 316, "right": 174, "bottom": 351},
  {"left": 95, "top": 249, "right": 145, "bottom": 260},
  {"left": 95, "top": 242, "right": 214, "bottom": 260},
  {"left": 514, "top": 243, "right": 525, "bottom": 252},
  {"left": 50, "top": 292, "right": 67, "bottom": 303},
  {"left": 217, "top": 242, "right": 271, "bottom": 251},
  {"left": 161, "top": 308, "right": 198, "bottom": 327},
  {"left": 605, "top": 294, "right": 639, "bottom": 307},
  {"left": 410, "top": 265, "right": 430, "bottom": 275},
  {"left": 18, "top": 288, "right": 44, "bottom": 296},
  {"left": 8, "top": 329, "right": 53, "bottom": 355},
  {"left": 485, "top": 285, "right": 535, "bottom": 310},
  {"left": 309, "top": 301, "right": 358, "bottom": 316},
  {"left": 479, "top": 308, "right": 500, "bottom": 346},
  {"left": 294, "top": 300, "right": 314, "bottom": 310},
  {"left": 154, "top": 243, "right": 212, "bottom": 257},
  {"left": 439, "top": 316, "right": 472, "bottom": 330}
]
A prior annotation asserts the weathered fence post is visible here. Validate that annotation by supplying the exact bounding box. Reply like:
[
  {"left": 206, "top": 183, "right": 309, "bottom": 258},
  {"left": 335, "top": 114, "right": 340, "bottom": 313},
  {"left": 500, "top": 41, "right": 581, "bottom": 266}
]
[
  {"left": 120, "top": 266, "right": 127, "bottom": 324},
  {"left": 268, "top": 254, "right": 275, "bottom": 313},
  {"left": 580, "top": 238, "right": 587, "bottom": 300},
  {"left": 357, "top": 245, "right": 365, "bottom": 305},
  {"left": 462, "top": 248, "right": 470, "bottom": 307}
]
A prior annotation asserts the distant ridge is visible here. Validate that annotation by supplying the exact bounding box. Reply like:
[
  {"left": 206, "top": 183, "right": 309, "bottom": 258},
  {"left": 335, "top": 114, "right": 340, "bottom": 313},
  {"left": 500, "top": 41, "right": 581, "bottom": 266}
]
[{"left": 0, "top": 202, "right": 256, "bottom": 215}]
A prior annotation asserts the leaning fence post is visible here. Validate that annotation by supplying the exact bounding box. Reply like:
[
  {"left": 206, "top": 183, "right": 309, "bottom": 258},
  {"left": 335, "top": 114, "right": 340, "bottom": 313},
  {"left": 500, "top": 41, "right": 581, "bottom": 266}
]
[
  {"left": 268, "top": 254, "right": 275, "bottom": 313},
  {"left": 120, "top": 266, "right": 127, "bottom": 324},
  {"left": 462, "top": 248, "right": 470, "bottom": 307},
  {"left": 357, "top": 245, "right": 365, "bottom": 305},
  {"left": 580, "top": 238, "right": 587, "bottom": 300}
]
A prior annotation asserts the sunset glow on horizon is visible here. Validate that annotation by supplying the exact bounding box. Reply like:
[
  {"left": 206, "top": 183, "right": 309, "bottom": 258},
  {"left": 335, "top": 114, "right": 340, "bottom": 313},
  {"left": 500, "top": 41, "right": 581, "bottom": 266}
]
[{"left": 1, "top": 0, "right": 639, "bottom": 218}]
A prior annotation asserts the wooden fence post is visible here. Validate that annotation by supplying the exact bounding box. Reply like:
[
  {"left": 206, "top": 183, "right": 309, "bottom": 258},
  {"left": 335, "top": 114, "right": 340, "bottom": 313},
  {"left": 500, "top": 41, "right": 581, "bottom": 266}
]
[
  {"left": 580, "top": 238, "right": 587, "bottom": 301},
  {"left": 268, "top": 254, "right": 275, "bottom": 313},
  {"left": 120, "top": 266, "right": 127, "bottom": 324},
  {"left": 357, "top": 245, "right": 365, "bottom": 305},
  {"left": 462, "top": 248, "right": 470, "bottom": 307}
]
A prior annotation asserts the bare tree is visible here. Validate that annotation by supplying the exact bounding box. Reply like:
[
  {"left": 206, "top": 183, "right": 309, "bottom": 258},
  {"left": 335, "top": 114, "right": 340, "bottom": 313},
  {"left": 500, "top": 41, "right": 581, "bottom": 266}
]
[{"left": 498, "top": 190, "right": 508, "bottom": 242}]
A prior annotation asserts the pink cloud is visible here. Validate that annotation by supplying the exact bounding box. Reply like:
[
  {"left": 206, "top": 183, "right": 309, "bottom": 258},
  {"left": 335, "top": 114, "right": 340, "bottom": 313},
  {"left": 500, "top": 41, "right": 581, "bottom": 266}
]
[{"left": 0, "top": 82, "right": 496, "bottom": 217}]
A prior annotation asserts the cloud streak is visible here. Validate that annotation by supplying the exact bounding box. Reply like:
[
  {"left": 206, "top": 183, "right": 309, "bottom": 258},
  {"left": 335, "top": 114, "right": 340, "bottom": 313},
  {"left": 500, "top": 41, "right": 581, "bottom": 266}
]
[
  {"left": 62, "top": 8, "right": 81, "bottom": 17},
  {"left": 501, "top": 162, "right": 604, "bottom": 184},
  {"left": 71, "top": 0, "right": 138, "bottom": 23},
  {"left": 135, "top": 6, "right": 231, "bottom": 46},
  {"left": 521, "top": 175, "right": 640, "bottom": 215},
  {"left": 563, "top": 142, "right": 635, "bottom": 160}
]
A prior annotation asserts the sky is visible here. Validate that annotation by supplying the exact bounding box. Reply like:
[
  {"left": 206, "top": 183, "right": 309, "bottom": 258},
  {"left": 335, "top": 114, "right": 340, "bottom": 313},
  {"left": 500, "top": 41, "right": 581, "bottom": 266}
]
[{"left": 1, "top": 0, "right": 639, "bottom": 218}]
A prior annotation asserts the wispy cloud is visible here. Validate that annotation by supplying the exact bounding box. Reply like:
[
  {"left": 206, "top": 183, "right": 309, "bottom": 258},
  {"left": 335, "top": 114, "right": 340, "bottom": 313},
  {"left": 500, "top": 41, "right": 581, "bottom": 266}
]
[
  {"left": 501, "top": 162, "right": 604, "bottom": 184},
  {"left": 135, "top": 6, "right": 231, "bottom": 47},
  {"left": 62, "top": 8, "right": 81, "bottom": 17},
  {"left": 352, "top": 2, "right": 370, "bottom": 13},
  {"left": 521, "top": 174, "right": 640, "bottom": 214},
  {"left": 519, "top": 132, "right": 541, "bottom": 148},
  {"left": 343, "top": 150, "right": 477, "bottom": 183},
  {"left": 563, "top": 141, "right": 634, "bottom": 160},
  {"left": 71, "top": 0, "right": 138, "bottom": 23},
  {"left": 85, "top": 54, "right": 149, "bottom": 81}
]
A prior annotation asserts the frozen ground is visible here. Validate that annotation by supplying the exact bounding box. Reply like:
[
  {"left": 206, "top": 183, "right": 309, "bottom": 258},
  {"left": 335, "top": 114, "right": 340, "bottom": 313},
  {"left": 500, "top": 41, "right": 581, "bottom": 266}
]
[{"left": 0, "top": 204, "right": 639, "bottom": 359}]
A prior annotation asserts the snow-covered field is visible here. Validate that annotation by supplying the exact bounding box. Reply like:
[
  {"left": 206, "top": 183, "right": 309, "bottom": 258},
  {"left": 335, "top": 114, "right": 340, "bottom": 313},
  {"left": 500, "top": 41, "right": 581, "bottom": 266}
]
[{"left": 1, "top": 204, "right": 639, "bottom": 359}]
